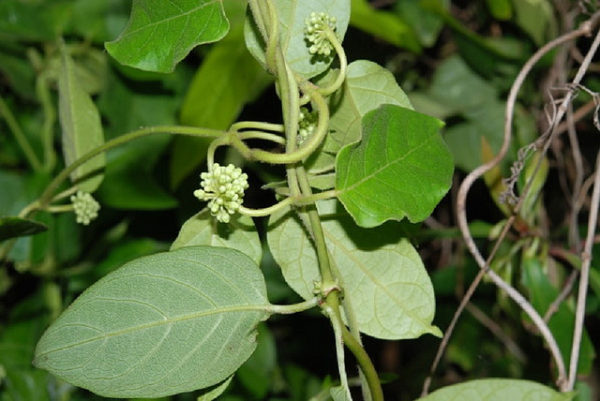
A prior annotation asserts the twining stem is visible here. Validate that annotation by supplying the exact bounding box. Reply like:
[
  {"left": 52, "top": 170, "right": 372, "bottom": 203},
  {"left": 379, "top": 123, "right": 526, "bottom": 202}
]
[
  {"left": 0, "top": 96, "right": 43, "bottom": 171},
  {"left": 231, "top": 121, "right": 284, "bottom": 133},
  {"left": 324, "top": 305, "right": 354, "bottom": 401},
  {"left": 37, "top": 126, "right": 225, "bottom": 212}
]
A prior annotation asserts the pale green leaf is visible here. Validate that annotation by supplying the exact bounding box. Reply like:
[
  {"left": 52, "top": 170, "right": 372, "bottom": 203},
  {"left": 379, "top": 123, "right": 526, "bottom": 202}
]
[
  {"left": 307, "top": 59, "right": 413, "bottom": 174},
  {"left": 244, "top": 0, "right": 350, "bottom": 79},
  {"left": 417, "top": 379, "right": 574, "bottom": 401},
  {"left": 33, "top": 246, "right": 269, "bottom": 398},
  {"left": 196, "top": 376, "right": 233, "bottom": 401},
  {"left": 105, "top": 0, "right": 229, "bottom": 73},
  {"left": 512, "top": 0, "right": 556, "bottom": 46},
  {"left": 268, "top": 200, "right": 441, "bottom": 340},
  {"left": 336, "top": 104, "right": 453, "bottom": 228},
  {"left": 330, "top": 385, "right": 351, "bottom": 401},
  {"left": 58, "top": 44, "right": 105, "bottom": 193},
  {"left": 171, "top": 208, "right": 262, "bottom": 265}
]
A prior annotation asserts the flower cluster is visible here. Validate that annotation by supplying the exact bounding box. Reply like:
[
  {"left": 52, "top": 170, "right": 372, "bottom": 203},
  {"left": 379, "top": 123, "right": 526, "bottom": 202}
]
[
  {"left": 304, "top": 12, "right": 337, "bottom": 57},
  {"left": 70, "top": 191, "right": 100, "bottom": 225},
  {"left": 194, "top": 163, "right": 249, "bottom": 223},
  {"left": 298, "top": 107, "right": 318, "bottom": 145}
]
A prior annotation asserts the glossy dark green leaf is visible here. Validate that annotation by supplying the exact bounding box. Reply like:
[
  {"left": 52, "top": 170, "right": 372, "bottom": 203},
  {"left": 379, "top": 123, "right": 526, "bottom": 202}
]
[
  {"left": 336, "top": 104, "right": 453, "bottom": 227},
  {"left": 418, "top": 379, "right": 574, "bottom": 401},
  {"left": 58, "top": 44, "right": 106, "bottom": 193},
  {"left": 34, "top": 246, "right": 270, "bottom": 398},
  {"left": 105, "top": 0, "right": 229, "bottom": 73},
  {"left": 0, "top": 217, "right": 47, "bottom": 242}
]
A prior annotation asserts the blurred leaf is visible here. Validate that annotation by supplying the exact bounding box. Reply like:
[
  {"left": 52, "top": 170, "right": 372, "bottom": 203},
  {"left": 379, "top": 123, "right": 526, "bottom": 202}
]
[
  {"left": 518, "top": 151, "right": 549, "bottom": 218},
  {"left": 417, "top": 378, "right": 574, "bottom": 400},
  {"left": 0, "top": 217, "right": 47, "bottom": 242},
  {"left": 34, "top": 247, "right": 270, "bottom": 398},
  {"left": 0, "top": 48, "right": 36, "bottom": 100},
  {"left": 0, "top": 0, "right": 55, "bottom": 41},
  {"left": 268, "top": 200, "right": 441, "bottom": 339},
  {"left": 105, "top": 0, "right": 230, "bottom": 73},
  {"left": 237, "top": 324, "right": 276, "bottom": 398},
  {"left": 58, "top": 43, "right": 105, "bottom": 193},
  {"left": 172, "top": 24, "right": 272, "bottom": 188},
  {"left": 98, "top": 135, "right": 177, "bottom": 210},
  {"left": 395, "top": 0, "right": 445, "bottom": 47},
  {"left": 336, "top": 104, "right": 453, "bottom": 227},
  {"left": 486, "top": 0, "right": 512, "bottom": 20},
  {"left": 521, "top": 257, "right": 596, "bottom": 375},
  {"left": 512, "top": 0, "right": 556, "bottom": 45},
  {"left": 171, "top": 209, "right": 262, "bottom": 265},
  {"left": 245, "top": 0, "right": 351, "bottom": 79},
  {"left": 350, "top": 0, "right": 420, "bottom": 51},
  {"left": 70, "top": 0, "right": 129, "bottom": 43}
]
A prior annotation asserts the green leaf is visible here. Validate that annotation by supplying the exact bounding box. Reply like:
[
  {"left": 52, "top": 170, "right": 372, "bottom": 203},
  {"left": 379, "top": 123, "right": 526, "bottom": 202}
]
[
  {"left": 0, "top": 217, "right": 47, "bottom": 242},
  {"left": 417, "top": 379, "right": 574, "bottom": 401},
  {"left": 172, "top": 24, "right": 272, "bottom": 188},
  {"left": 349, "top": 0, "right": 420, "bottom": 51},
  {"left": 105, "top": 0, "right": 230, "bottom": 73},
  {"left": 395, "top": 0, "right": 445, "bottom": 47},
  {"left": 336, "top": 104, "right": 453, "bottom": 228},
  {"left": 196, "top": 376, "right": 233, "bottom": 401},
  {"left": 58, "top": 43, "right": 105, "bottom": 193},
  {"left": 521, "top": 257, "right": 595, "bottom": 375},
  {"left": 485, "top": 0, "right": 512, "bottom": 20},
  {"left": 308, "top": 60, "right": 413, "bottom": 174},
  {"left": 512, "top": 0, "right": 556, "bottom": 45},
  {"left": 244, "top": 0, "right": 351, "bottom": 79},
  {"left": 34, "top": 246, "right": 270, "bottom": 398},
  {"left": 237, "top": 324, "right": 277, "bottom": 398},
  {"left": 330, "top": 386, "right": 351, "bottom": 401},
  {"left": 268, "top": 200, "right": 441, "bottom": 339},
  {"left": 171, "top": 209, "right": 262, "bottom": 265}
]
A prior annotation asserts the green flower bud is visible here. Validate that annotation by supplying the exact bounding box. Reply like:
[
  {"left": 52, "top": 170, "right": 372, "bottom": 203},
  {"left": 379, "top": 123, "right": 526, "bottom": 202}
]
[
  {"left": 298, "top": 107, "right": 318, "bottom": 145},
  {"left": 194, "top": 163, "right": 249, "bottom": 223},
  {"left": 304, "top": 12, "right": 337, "bottom": 57},
  {"left": 70, "top": 191, "right": 100, "bottom": 225}
]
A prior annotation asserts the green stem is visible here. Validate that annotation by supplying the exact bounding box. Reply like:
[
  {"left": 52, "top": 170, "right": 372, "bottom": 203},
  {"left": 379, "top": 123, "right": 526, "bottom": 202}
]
[
  {"left": 238, "top": 197, "right": 294, "bottom": 217},
  {"left": 237, "top": 130, "right": 286, "bottom": 145},
  {"left": 46, "top": 205, "right": 74, "bottom": 213},
  {"left": 0, "top": 96, "right": 43, "bottom": 171},
  {"left": 231, "top": 121, "right": 284, "bottom": 133},
  {"left": 317, "top": 30, "right": 348, "bottom": 97},
  {"left": 324, "top": 305, "right": 354, "bottom": 401},
  {"left": 38, "top": 126, "right": 225, "bottom": 208},
  {"left": 267, "top": 297, "right": 319, "bottom": 314}
]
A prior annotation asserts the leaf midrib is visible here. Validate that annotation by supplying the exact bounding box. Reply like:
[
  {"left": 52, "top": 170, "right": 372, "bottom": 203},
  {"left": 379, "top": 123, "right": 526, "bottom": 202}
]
[{"left": 36, "top": 304, "right": 269, "bottom": 359}]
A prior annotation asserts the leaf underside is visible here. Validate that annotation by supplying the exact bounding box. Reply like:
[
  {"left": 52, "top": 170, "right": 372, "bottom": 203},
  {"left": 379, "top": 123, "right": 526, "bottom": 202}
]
[{"left": 34, "top": 246, "right": 269, "bottom": 398}]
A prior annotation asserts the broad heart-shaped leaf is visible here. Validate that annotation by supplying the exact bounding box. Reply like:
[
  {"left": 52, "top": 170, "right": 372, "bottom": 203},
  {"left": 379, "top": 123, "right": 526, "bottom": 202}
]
[
  {"left": 171, "top": 208, "right": 262, "bottom": 265},
  {"left": 267, "top": 200, "right": 441, "bottom": 340},
  {"left": 0, "top": 217, "right": 47, "bottom": 242},
  {"left": 307, "top": 60, "right": 413, "bottom": 174},
  {"left": 58, "top": 44, "right": 105, "bottom": 193},
  {"left": 33, "top": 246, "right": 270, "bottom": 398},
  {"left": 244, "top": 0, "right": 350, "bottom": 79},
  {"left": 336, "top": 104, "right": 453, "bottom": 228},
  {"left": 105, "top": 0, "right": 229, "bottom": 73},
  {"left": 417, "top": 379, "right": 574, "bottom": 401}
]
